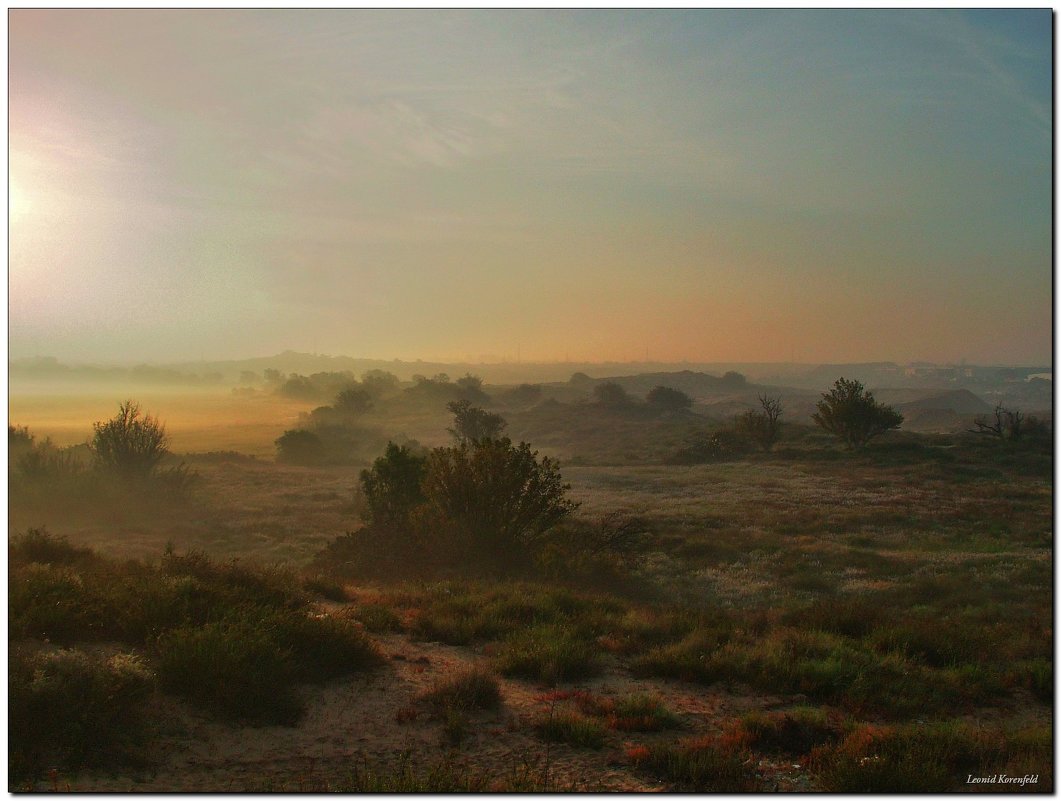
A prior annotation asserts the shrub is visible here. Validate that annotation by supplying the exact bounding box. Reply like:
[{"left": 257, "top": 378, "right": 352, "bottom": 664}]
[
  {"left": 646, "top": 385, "right": 693, "bottom": 412},
  {"left": 734, "top": 394, "right": 783, "bottom": 451},
  {"left": 334, "top": 387, "right": 374, "bottom": 415},
  {"left": 10, "top": 564, "right": 96, "bottom": 642},
  {"left": 154, "top": 619, "right": 303, "bottom": 725},
  {"left": 89, "top": 401, "right": 171, "bottom": 479},
  {"left": 446, "top": 399, "right": 506, "bottom": 443},
  {"left": 668, "top": 429, "right": 752, "bottom": 464},
  {"left": 274, "top": 429, "right": 327, "bottom": 465},
  {"left": 15, "top": 440, "right": 86, "bottom": 483},
  {"left": 359, "top": 443, "right": 427, "bottom": 526},
  {"left": 260, "top": 609, "right": 382, "bottom": 683},
  {"left": 9, "top": 528, "right": 94, "bottom": 567},
  {"left": 593, "top": 382, "right": 630, "bottom": 407},
  {"left": 422, "top": 437, "right": 578, "bottom": 568},
  {"left": 812, "top": 378, "right": 903, "bottom": 450},
  {"left": 9, "top": 648, "right": 156, "bottom": 783}
]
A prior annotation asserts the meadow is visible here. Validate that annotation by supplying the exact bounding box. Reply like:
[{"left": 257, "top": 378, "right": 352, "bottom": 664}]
[{"left": 8, "top": 381, "right": 1052, "bottom": 791}]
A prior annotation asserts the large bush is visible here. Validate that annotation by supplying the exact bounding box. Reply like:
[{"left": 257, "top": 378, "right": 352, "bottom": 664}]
[
  {"left": 89, "top": 401, "right": 170, "bottom": 479},
  {"left": 360, "top": 442, "right": 427, "bottom": 526},
  {"left": 812, "top": 378, "right": 903, "bottom": 450},
  {"left": 422, "top": 437, "right": 579, "bottom": 567}
]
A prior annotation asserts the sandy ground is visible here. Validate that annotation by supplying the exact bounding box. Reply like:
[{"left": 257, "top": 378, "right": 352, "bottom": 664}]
[{"left": 62, "top": 627, "right": 818, "bottom": 793}]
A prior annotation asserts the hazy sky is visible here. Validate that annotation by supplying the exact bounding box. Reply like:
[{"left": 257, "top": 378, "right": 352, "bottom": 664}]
[{"left": 9, "top": 9, "right": 1052, "bottom": 365}]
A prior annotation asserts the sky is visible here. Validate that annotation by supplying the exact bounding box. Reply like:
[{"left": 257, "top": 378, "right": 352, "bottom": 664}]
[{"left": 8, "top": 9, "right": 1053, "bottom": 366}]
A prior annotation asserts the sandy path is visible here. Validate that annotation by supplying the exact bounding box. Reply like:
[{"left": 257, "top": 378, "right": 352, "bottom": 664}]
[{"left": 67, "top": 626, "right": 813, "bottom": 792}]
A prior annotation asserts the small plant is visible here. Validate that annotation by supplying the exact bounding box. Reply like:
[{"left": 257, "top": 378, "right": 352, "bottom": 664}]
[
  {"left": 533, "top": 710, "right": 607, "bottom": 749},
  {"left": 419, "top": 668, "right": 503, "bottom": 713},
  {"left": 736, "top": 707, "right": 838, "bottom": 756},
  {"left": 349, "top": 603, "right": 404, "bottom": 633},
  {"left": 608, "top": 694, "right": 683, "bottom": 731},
  {"left": 812, "top": 721, "right": 1005, "bottom": 792}
]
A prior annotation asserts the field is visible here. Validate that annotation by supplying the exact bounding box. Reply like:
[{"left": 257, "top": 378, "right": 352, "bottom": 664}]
[{"left": 8, "top": 386, "right": 1053, "bottom": 792}]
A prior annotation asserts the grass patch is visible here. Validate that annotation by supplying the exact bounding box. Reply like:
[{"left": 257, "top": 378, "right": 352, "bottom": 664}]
[
  {"left": 812, "top": 721, "right": 1015, "bottom": 792},
  {"left": 493, "top": 623, "right": 600, "bottom": 684},
  {"left": 736, "top": 706, "right": 840, "bottom": 756},
  {"left": 419, "top": 667, "right": 503, "bottom": 713},
  {"left": 533, "top": 710, "right": 607, "bottom": 749},
  {"left": 627, "top": 735, "right": 758, "bottom": 791}
]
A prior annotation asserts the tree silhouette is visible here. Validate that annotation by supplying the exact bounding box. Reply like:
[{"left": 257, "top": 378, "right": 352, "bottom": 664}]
[{"left": 812, "top": 378, "right": 902, "bottom": 450}]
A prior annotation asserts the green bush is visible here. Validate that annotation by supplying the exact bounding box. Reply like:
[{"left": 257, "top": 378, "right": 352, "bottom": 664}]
[
  {"left": 261, "top": 609, "right": 381, "bottom": 683},
  {"left": 812, "top": 378, "right": 903, "bottom": 450},
  {"left": 359, "top": 442, "right": 427, "bottom": 526},
  {"left": 10, "top": 648, "right": 156, "bottom": 784},
  {"left": 422, "top": 438, "right": 579, "bottom": 569},
  {"left": 154, "top": 619, "right": 303, "bottom": 725}
]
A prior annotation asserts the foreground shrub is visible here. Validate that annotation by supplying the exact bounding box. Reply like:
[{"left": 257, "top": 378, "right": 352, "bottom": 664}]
[
  {"left": 10, "top": 648, "right": 156, "bottom": 784},
  {"left": 154, "top": 619, "right": 303, "bottom": 725},
  {"left": 263, "top": 609, "right": 382, "bottom": 683}
]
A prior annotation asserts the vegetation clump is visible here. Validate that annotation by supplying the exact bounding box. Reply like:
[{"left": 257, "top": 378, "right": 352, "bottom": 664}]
[
  {"left": 812, "top": 378, "right": 903, "bottom": 449},
  {"left": 10, "top": 648, "right": 156, "bottom": 785}
]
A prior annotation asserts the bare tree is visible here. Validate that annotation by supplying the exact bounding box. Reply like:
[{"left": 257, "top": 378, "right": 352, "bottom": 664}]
[
  {"left": 735, "top": 394, "right": 784, "bottom": 451},
  {"left": 969, "top": 404, "right": 1024, "bottom": 441}
]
